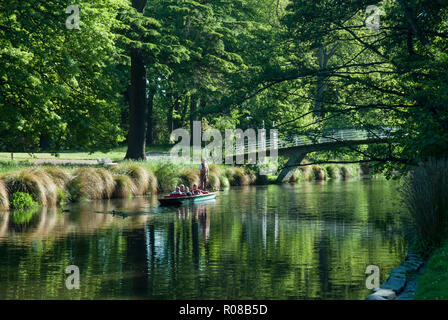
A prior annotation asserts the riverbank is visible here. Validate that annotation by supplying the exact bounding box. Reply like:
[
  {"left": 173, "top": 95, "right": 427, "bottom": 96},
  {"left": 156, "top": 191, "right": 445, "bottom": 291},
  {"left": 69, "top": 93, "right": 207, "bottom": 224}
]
[
  {"left": 413, "top": 241, "right": 448, "bottom": 299},
  {"left": 0, "top": 158, "right": 379, "bottom": 210}
]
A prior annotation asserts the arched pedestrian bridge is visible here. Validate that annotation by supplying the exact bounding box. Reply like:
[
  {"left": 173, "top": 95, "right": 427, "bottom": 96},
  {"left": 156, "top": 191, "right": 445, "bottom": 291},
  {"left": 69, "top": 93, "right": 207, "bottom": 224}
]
[{"left": 239, "top": 127, "right": 396, "bottom": 183}]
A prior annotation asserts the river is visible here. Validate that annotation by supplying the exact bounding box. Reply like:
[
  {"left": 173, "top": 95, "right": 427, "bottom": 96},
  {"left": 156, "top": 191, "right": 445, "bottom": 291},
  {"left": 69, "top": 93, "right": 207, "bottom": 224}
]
[{"left": 0, "top": 179, "right": 410, "bottom": 299}]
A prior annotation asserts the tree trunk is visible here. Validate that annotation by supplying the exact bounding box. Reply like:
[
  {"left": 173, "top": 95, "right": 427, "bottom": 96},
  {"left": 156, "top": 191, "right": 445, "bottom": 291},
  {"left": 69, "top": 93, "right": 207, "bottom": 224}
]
[
  {"left": 189, "top": 96, "right": 198, "bottom": 145},
  {"left": 146, "top": 89, "right": 155, "bottom": 146},
  {"left": 125, "top": 0, "right": 148, "bottom": 161}
]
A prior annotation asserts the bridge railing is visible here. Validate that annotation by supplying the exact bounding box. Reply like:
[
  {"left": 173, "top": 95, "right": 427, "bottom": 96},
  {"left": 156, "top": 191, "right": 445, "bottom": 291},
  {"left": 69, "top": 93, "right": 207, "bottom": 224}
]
[{"left": 234, "top": 128, "right": 395, "bottom": 154}]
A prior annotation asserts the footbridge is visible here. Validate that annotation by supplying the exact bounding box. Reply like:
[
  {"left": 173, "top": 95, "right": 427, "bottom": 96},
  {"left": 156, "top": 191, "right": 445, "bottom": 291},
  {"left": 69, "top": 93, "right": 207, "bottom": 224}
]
[{"left": 240, "top": 127, "right": 396, "bottom": 183}]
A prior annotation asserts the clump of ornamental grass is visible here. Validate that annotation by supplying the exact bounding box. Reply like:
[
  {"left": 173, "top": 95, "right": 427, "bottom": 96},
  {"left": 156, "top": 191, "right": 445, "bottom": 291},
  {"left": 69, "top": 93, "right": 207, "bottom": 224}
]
[
  {"left": 67, "top": 167, "right": 105, "bottom": 202},
  {"left": 114, "top": 164, "right": 150, "bottom": 195},
  {"left": 339, "top": 166, "right": 351, "bottom": 180},
  {"left": 247, "top": 170, "right": 257, "bottom": 185},
  {"left": 0, "top": 180, "right": 9, "bottom": 210},
  {"left": 325, "top": 165, "right": 338, "bottom": 179},
  {"left": 219, "top": 175, "right": 230, "bottom": 188},
  {"left": 146, "top": 169, "right": 158, "bottom": 194},
  {"left": 96, "top": 168, "right": 116, "bottom": 199},
  {"left": 401, "top": 157, "right": 448, "bottom": 250},
  {"left": 179, "top": 167, "right": 200, "bottom": 189},
  {"left": 209, "top": 164, "right": 222, "bottom": 177},
  {"left": 28, "top": 168, "right": 60, "bottom": 205},
  {"left": 312, "top": 165, "right": 326, "bottom": 180},
  {"left": 112, "top": 174, "right": 137, "bottom": 199},
  {"left": 226, "top": 167, "right": 250, "bottom": 186},
  {"left": 154, "top": 162, "right": 181, "bottom": 192},
  {"left": 207, "top": 172, "right": 221, "bottom": 191},
  {"left": 44, "top": 167, "right": 72, "bottom": 188},
  {"left": 2, "top": 169, "right": 58, "bottom": 206},
  {"left": 289, "top": 171, "right": 300, "bottom": 183}
]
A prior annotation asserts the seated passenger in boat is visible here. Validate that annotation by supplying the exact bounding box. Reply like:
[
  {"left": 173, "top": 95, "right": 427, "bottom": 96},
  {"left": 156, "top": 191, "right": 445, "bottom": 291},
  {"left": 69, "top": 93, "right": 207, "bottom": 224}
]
[
  {"left": 192, "top": 184, "right": 202, "bottom": 195},
  {"left": 170, "top": 186, "right": 182, "bottom": 196},
  {"left": 185, "top": 186, "right": 192, "bottom": 196},
  {"left": 179, "top": 184, "right": 187, "bottom": 195}
]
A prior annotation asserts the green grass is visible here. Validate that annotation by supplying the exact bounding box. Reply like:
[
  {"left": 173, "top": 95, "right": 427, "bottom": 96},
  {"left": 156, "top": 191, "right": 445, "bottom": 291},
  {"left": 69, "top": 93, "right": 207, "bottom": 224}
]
[
  {"left": 415, "top": 241, "right": 448, "bottom": 300},
  {"left": 0, "top": 144, "right": 173, "bottom": 162}
]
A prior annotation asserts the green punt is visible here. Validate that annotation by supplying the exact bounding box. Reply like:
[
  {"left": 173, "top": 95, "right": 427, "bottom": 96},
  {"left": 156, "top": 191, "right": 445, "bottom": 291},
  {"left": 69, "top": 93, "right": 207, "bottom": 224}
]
[{"left": 159, "top": 192, "right": 217, "bottom": 206}]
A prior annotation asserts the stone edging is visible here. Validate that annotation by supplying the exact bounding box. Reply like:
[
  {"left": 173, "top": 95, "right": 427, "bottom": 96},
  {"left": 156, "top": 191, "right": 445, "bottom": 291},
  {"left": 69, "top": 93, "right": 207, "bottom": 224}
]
[{"left": 366, "top": 252, "right": 425, "bottom": 300}]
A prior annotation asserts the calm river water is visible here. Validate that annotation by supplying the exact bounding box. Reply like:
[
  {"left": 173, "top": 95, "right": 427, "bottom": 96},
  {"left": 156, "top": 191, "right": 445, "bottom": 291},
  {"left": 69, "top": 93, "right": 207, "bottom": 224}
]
[{"left": 0, "top": 180, "right": 410, "bottom": 299}]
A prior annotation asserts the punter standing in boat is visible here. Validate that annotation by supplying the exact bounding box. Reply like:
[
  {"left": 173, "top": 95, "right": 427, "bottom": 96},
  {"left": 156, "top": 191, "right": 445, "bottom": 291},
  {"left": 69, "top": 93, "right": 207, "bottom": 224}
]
[{"left": 199, "top": 158, "right": 209, "bottom": 190}]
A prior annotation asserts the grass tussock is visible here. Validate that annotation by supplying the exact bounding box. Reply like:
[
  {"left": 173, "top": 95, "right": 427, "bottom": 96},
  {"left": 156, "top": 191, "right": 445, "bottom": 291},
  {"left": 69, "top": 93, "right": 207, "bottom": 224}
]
[
  {"left": 179, "top": 167, "right": 200, "bottom": 189},
  {"left": 219, "top": 174, "right": 230, "bottom": 188},
  {"left": 312, "top": 165, "right": 326, "bottom": 180},
  {"left": 44, "top": 167, "right": 72, "bottom": 188},
  {"left": 207, "top": 172, "right": 221, "bottom": 191},
  {"left": 96, "top": 168, "right": 115, "bottom": 199},
  {"left": 0, "top": 180, "right": 9, "bottom": 210},
  {"left": 67, "top": 167, "right": 105, "bottom": 202},
  {"left": 112, "top": 174, "right": 137, "bottom": 199},
  {"left": 401, "top": 157, "right": 448, "bottom": 249},
  {"left": 209, "top": 164, "right": 222, "bottom": 177},
  {"left": 325, "top": 165, "right": 338, "bottom": 179},
  {"left": 226, "top": 167, "right": 250, "bottom": 186},
  {"left": 2, "top": 169, "right": 58, "bottom": 206},
  {"left": 114, "top": 164, "right": 151, "bottom": 195},
  {"left": 153, "top": 162, "right": 181, "bottom": 192},
  {"left": 339, "top": 166, "right": 351, "bottom": 180}
]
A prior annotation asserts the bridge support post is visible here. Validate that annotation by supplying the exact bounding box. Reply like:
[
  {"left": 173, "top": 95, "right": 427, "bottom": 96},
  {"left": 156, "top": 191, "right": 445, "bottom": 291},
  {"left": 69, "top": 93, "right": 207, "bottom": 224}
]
[{"left": 276, "top": 152, "right": 307, "bottom": 183}]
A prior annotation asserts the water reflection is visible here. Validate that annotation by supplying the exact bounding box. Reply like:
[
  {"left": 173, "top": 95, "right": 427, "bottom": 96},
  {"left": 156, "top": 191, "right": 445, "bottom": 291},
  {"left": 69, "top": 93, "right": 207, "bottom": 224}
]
[{"left": 0, "top": 180, "right": 409, "bottom": 300}]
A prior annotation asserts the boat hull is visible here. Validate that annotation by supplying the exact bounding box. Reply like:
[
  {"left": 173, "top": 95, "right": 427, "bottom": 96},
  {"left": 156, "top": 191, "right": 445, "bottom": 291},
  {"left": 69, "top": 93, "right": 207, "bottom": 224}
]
[{"left": 159, "top": 193, "right": 217, "bottom": 206}]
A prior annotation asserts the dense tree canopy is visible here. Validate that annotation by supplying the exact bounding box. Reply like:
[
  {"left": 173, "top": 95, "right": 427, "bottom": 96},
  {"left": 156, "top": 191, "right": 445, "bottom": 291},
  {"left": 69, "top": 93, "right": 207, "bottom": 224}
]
[{"left": 0, "top": 0, "right": 447, "bottom": 173}]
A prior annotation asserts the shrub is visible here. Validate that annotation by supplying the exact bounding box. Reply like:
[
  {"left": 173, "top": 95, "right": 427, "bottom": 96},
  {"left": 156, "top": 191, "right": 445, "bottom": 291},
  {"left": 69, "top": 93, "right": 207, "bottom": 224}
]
[
  {"left": 325, "top": 165, "right": 338, "bottom": 179},
  {"left": 179, "top": 167, "right": 200, "bottom": 189},
  {"left": 44, "top": 167, "right": 72, "bottom": 188},
  {"left": 10, "top": 192, "right": 37, "bottom": 210},
  {"left": 0, "top": 180, "right": 9, "bottom": 210},
  {"left": 401, "top": 158, "right": 448, "bottom": 249},
  {"left": 67, "top": 168, "right": 105, "bottom": 202},
  {"left": 207, "top": 172, "right": 221, "bottom": 191},
  {"left": 112, "top": 174, "right": 137, "bottom": 199}
]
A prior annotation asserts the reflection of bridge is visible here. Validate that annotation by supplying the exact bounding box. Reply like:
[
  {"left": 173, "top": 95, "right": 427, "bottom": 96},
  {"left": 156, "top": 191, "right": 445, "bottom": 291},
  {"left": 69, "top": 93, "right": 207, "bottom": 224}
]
[{"left": 241, "top": 128, "right": 396, "bottom": 183}]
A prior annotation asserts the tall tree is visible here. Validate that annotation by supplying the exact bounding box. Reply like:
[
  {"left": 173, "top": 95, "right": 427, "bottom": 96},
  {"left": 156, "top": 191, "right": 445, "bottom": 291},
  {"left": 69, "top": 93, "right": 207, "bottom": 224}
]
[{"left": 125, "top": 0, "right": 148, "bottom": 160}]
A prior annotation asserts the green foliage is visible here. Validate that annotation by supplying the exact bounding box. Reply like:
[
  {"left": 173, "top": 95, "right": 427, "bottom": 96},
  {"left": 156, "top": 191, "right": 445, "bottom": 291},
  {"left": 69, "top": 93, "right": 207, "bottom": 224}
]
[
  {"left": 10, "top": 192, "right": 37, "bottom": 210},
  {"left": 401, "top": 158, "right": 448, "bottom": 250},
  {"left": 415, "top": 241, "right": 448, "bottom": 300}
]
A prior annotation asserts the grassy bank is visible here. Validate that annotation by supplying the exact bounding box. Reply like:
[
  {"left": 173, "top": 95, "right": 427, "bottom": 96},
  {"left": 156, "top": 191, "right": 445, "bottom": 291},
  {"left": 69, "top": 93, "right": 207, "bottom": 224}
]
[
  {"left": 0, "top": 158, "right": 377, "bottom": 210},
  {"left": 399, "top": 158, "right": 448, "bottom": 300},
  {"left": 414, "top": 241, "right": 448, "bottom": 300}
]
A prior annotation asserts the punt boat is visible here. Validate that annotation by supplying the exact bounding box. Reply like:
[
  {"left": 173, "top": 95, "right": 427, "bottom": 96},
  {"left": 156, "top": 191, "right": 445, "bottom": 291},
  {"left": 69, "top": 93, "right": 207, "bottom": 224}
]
[{"left": 159, "top": 192, "right": 217, "bottom": 206}]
